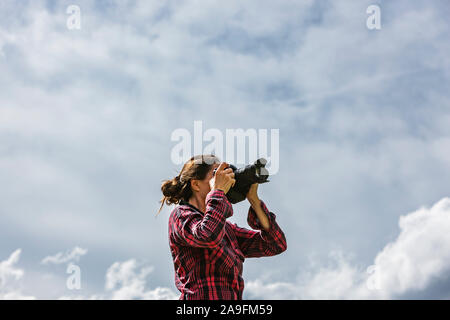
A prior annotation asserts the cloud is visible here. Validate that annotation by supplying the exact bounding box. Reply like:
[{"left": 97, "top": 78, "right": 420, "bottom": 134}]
[
  {"left": 59, "top": 257, "right": 178, "bottom": 300},
  {"left": 0, "top": 249, "right": 35, "bottom": 300},
  {"left": 41, "top": 247, "right": 88, "bottom": 265},
  {"left": 2, "top": 248, "right": 177, "bottom": 300},
  {"left": 372, "top": 197, "right": 450, "bottom": 298},
  {"left": 245, "top": 197, "right": 450, "bottom": 299},
  {"left": 103, "top": 259, "right": 177, "bottom": 300}
]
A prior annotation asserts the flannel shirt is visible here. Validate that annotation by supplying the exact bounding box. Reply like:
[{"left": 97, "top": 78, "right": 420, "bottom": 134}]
[{"left": 168, "top": 189, "right": 287, "bottom": 300}]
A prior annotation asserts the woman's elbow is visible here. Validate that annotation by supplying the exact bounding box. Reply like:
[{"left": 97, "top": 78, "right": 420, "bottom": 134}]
[
  {"left": 280, "top": 241, "right": 287, "bottom": 253},
  {"left": 265, "top": 240, "right": 287, "bottom": 256},
  {"left": 275, "top": 237, "right": 287, "bottom": 254}
]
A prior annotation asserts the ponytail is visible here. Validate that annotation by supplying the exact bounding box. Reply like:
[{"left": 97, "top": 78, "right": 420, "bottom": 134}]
[{"left": 157, "top": 154, "right": 219, "bottom": 215}]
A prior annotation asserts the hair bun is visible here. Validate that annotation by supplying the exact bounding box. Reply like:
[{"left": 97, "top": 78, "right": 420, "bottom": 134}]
[
  {"left": 161, "top": 174, "right": 186, "bottom": 205},
  {"left": 157, "top": 154, "right": 219, "bottom": 215}
]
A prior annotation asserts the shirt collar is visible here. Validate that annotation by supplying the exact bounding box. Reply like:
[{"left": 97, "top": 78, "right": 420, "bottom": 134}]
[{"left": 179, "top": 199, "right": 204, "bottom": 215}]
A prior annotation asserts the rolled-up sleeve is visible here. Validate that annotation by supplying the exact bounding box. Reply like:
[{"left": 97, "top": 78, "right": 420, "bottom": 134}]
[
  {"left": 173, "top": 189, "right": 233, "bottom": 248},
  {"left": 231, "top": 200, "right": 287, "bottom": 258}
]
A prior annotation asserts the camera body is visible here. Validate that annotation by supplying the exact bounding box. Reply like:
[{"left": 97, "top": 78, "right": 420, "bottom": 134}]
[{"left": 213, "top": 158, "right": 270, "bottom": 204}]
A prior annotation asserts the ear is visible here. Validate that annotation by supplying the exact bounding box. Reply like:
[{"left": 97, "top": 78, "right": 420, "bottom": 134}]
[{"left": 190, "top": 179, "right": 200, "bottom": 192}]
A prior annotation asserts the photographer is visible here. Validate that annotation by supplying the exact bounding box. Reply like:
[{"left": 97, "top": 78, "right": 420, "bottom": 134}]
[{"left": 159, "top": 154, "right": 287, "bottom": 300}]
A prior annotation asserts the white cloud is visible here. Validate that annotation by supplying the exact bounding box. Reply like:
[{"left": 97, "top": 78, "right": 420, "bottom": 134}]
[
  {"left": 0, "top": 249, "right": 35, "bottom": 300},
  {"left": 41, "top": 246, "right": 88, "bottom": 265},
  {"left": 58, "top": 257, "right": 179, "bottom": 300},
  {"left": 372, "top": 197, "right": 450, "bottom": 297},
  {"left": 2, "top": 248, "right": 177, "bottom": 300},
  {"left": 0, "top": 249, "right": 23, "bottom": 283},
  {"left": 104, "top": 259, "right": 177, "bottom": 300},
  {"left": 246, "top": 197, "right": 450, "bottom": 299}
]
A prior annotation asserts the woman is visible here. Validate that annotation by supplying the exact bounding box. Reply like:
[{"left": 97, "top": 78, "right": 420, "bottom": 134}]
[{"left": 159, "top": 154, "right": 287, "bottom": 300}]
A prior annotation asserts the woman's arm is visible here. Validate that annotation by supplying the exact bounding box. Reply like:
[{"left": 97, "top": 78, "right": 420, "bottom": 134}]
[
  {"left": 246, "top": 184, "right": 269, "bottom": 230},
  {"left": 173, "top": 189, "right": 233, "bottom": 248},
  {"left": 232, "top": 197, "right": 287, "bottom": 258}
]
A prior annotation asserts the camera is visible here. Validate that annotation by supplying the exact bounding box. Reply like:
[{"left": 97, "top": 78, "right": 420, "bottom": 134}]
[{"left": 213, "top": 158, "right": 270, "bottom": 204}]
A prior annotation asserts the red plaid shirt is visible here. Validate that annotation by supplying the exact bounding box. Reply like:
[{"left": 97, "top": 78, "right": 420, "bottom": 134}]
[{"left": 168, "top": 189, "right": 287, "bottom": 300}]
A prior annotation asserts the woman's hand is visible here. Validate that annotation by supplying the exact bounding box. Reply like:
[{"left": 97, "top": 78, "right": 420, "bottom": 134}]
[
  {"left": 209, "top": 162, "right": 235, "bottom": 194},
  {"left": 246, "top": 183, "right": 260, "bottom": 204}
]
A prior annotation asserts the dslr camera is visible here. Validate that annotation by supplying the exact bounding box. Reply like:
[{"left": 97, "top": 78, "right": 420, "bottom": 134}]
[{"left": 213, "top": 158, "right": 269, "bottom": 204}]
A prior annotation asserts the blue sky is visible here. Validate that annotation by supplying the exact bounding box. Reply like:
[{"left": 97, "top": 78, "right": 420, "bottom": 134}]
[{"left": 1, "top": 0, "right": 450, "bottom": 299}]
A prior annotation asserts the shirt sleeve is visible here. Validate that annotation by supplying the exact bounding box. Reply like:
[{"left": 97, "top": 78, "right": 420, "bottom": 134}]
[
  {"left": 231, "top": 200, "right": 287, "bottom": 258},
  {"left": 173, "top": 189, "right": 233, "bottom": 248}
]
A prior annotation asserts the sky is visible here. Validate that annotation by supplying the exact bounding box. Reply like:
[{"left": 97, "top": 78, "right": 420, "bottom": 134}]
[{"left": 0, "top": 0, "right": 449, "bottom": 299}]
